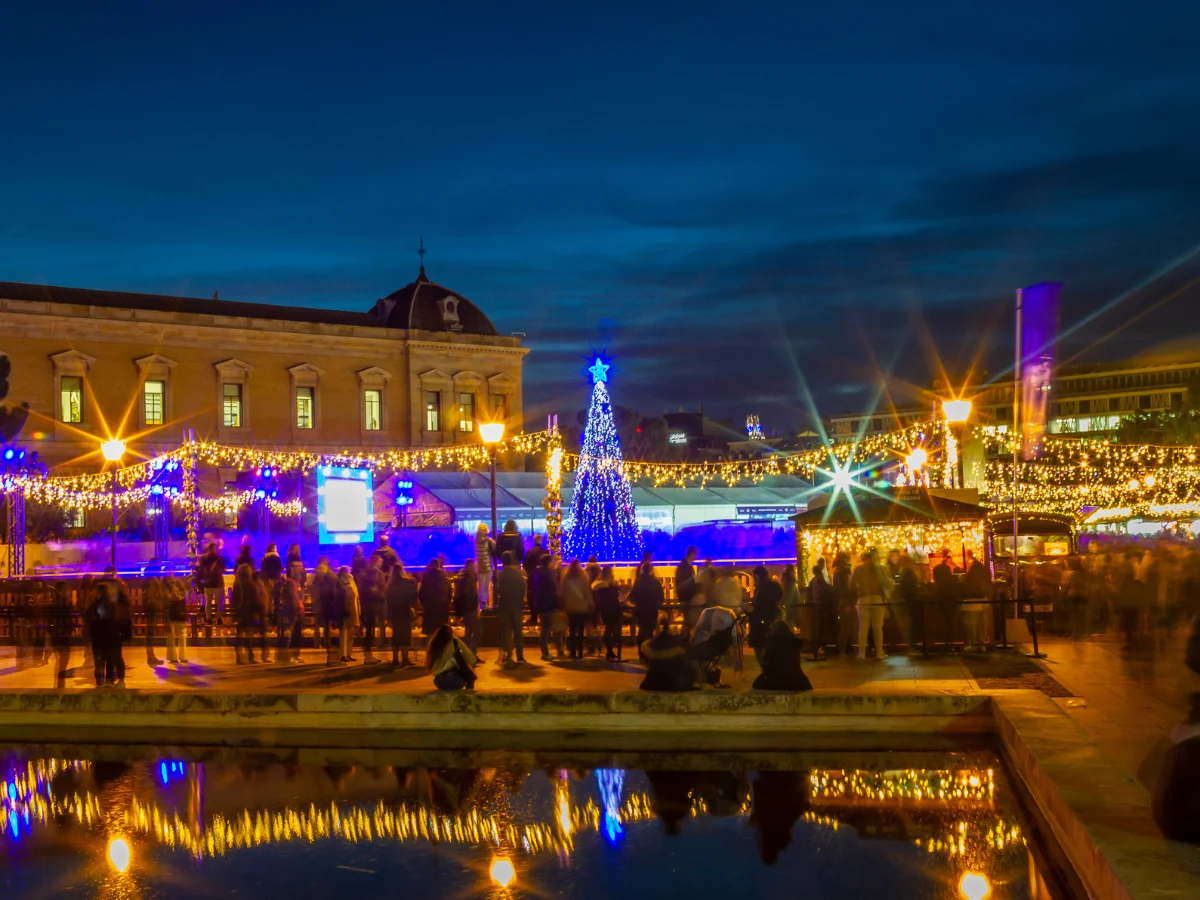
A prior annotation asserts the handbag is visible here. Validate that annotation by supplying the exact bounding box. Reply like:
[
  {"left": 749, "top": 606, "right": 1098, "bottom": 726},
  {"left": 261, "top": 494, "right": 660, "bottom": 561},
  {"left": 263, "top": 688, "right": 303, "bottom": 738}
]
[{"left": 550, "top": 609, "right": 568, "bottom": 633}]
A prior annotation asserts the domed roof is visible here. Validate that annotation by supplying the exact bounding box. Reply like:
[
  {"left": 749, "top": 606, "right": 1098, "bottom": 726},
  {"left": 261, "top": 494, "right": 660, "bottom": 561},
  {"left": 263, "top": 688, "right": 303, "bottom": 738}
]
[{"left": 368, "top": 266, "right": 497, "bottom": 336}]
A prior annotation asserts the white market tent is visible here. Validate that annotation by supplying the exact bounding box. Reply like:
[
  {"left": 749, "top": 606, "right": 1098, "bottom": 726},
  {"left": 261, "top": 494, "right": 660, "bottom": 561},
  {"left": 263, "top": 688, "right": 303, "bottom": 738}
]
[{"left": 397, "top": 472, "right": 813, "bottom": 534}]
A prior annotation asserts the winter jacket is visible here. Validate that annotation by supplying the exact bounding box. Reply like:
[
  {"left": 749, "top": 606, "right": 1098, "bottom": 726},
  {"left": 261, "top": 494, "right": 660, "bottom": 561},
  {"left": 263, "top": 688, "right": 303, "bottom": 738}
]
[
  {"left": 495, "top": 567, "right": 527, "bottom": 616},
  {"left": 532, "top": 568, "right": 560, "bottom": 615},
  {"left": 260, "top": 551, "right": 283, "bottom": 582},
  {"left": 338, "top": 577, "right": 361, "bottom": 627},
  {"left": 194, "top": 551, "right": 227, "bottom": 590},
  {"left": 454, "top": 571, "right": 480, "bottom": 617},
  {"left": 963, "top": 560, "right": 991, "bottom": 600},
  {"left": 522, "top": 545, "right": 545, "bottom": 582},
  {"left": 494, "top": 530, "right": 525, "bottom": 566},
  {"left": 232, "top": 578, "right": 265, "bottom": 627},
  {"left": 370, "top": 544, "right": 400, "bottom": 575},
  {"left": 84, "top": 579, "right": 131, "bottom": 646},
  {"left": 313, "top": 568, "right": 341, "bottom": 624},
  {"left": 419, "top": 570, "right": 453, "bottom": 634},
  {"left": 850, "top": 562, "right": 889, "bottom": 602},
  {"left": 561, "top": 573, "right": 594, "bottom": 615},
  {"left": 475, "top": 532, "right": 495, "bottom": 574},
  {"left": 285, "top": 555, "right": 306, "bottom": 588},
  {"left": 593, "top": 580, "right": 622, "bottom": 623},
  {"left": 358, "top": 567, "right": 387, "bottom": 615},
  {"left": 630, "top": 574, "right": 665, "bottom": 621},
  {"left": 385, "top": 572, "right": 418, "bottom": 624},
  {"left": 276, "top": 578, "right": 305, "bottom": 625}
]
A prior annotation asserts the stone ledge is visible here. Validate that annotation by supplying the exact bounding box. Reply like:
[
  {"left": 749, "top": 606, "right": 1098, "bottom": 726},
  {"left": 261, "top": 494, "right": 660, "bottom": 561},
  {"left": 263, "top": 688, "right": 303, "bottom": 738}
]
[{"left": 992, "top": 691, "right": 1200, "bottom": 900}]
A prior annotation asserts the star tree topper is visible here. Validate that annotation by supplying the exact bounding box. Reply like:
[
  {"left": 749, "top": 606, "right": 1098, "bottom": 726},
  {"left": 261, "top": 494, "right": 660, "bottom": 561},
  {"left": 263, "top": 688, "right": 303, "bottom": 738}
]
[{"left": 588, "top": 357, "right": 610, "bottom": 384}]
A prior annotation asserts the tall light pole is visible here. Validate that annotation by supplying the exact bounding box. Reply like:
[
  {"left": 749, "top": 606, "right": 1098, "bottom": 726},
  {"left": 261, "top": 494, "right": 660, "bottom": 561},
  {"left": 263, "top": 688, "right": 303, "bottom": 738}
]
[
  {"left": 479, "top": 422, "right": 505, "bottom": 539},
  {"left": 101, "top": 438, "right": 126, "bottom": 572},
  {"left": 942, "top": 398, "right": 972, "bottom": 489}
]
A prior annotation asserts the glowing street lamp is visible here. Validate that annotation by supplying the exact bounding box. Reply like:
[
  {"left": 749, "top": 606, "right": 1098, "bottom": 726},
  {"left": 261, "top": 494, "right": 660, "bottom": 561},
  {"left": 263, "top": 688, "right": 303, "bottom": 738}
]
[
  {"left": 101, "top": 438, "right": 127, "bottom": 572},
  {"left": 941, "top": 399, "right": 972, "bottom": 489},
  {"left": 479, "top": 422, "right": 505, "bottom": 541},
  {"left": 942, "top": 398, "right": 972, "bottom": 423}
]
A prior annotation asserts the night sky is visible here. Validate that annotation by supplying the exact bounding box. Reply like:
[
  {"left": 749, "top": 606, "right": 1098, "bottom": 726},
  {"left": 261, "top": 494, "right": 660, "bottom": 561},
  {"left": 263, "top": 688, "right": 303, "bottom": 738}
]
[{"left": 5, "top": 2, "right": 1200, "bottom": 430}]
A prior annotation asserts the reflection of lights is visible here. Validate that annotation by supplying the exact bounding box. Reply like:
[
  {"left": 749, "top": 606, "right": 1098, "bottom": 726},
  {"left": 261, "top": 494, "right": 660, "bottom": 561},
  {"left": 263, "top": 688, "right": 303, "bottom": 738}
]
[
  {"left": 107, "top": 836, "right": 132, "bottom": 873},
  {"left": 959, "top": 872, "right": 990, "bottom": 900},
  {"left": 596, "top": 769, "right": 625, "bottom": 843},
  {"left": 489, "top": 857, "right": 516, "bottom": 888}
]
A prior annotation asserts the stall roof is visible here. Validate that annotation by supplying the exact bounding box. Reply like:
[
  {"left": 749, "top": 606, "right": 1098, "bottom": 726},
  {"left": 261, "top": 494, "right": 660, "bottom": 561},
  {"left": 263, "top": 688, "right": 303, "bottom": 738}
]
[{"left": 793, "top": 489, "right": 987, "bottom": 527}]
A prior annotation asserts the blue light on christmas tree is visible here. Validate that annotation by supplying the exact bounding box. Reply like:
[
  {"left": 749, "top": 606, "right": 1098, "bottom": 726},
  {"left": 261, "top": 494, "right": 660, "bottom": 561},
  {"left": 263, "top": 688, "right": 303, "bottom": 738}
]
[{"left": 563, "top": 358, "right": 644, "bottom": 562}]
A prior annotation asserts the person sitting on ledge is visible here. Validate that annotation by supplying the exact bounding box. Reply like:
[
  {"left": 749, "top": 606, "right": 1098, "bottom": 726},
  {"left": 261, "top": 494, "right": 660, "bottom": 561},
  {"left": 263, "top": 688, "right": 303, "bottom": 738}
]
[
  {"left": 426, "top": 624, "right": 478, "bottom": 691},
  {"left": 639, "top": 619, "right": 696, "bottom": 692},
  {"left": 752, "top": 620, "right": 813, "bottom": 692},
  {"left": 1153, "top": 610, "right": 1200, "bottom": 842}
]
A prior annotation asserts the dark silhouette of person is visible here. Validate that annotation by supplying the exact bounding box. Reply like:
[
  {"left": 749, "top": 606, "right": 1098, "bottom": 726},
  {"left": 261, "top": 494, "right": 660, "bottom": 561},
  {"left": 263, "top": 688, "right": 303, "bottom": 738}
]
[{"left": 751, "top": 770, "right": 811, "bottom": 864}]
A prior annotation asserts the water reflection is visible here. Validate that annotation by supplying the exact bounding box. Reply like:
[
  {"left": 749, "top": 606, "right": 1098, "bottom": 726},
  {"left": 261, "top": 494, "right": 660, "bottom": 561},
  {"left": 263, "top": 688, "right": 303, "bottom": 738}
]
[{"left": 2, "top": 750, "right": 1060, "bottom": 898}]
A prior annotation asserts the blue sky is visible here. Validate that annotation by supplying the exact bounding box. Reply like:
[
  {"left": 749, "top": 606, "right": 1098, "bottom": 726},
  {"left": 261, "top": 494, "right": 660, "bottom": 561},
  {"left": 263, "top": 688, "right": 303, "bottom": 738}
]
[{"left": 4, "top": 2, "right": 1200, "bottom": 428}]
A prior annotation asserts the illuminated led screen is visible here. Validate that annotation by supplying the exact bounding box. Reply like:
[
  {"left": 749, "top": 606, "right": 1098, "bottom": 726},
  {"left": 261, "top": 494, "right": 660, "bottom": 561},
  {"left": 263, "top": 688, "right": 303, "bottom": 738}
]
[{"left": 316, "top": 465, "right": 374, "bottom": 544}]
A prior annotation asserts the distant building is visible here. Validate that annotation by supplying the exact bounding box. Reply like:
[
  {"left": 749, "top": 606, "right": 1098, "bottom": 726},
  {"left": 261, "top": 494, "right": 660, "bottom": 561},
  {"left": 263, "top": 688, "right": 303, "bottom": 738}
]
[
  {"left": 0, "top": 264, "right": 527, "bottom": 471},
  {"left": 827, "top": 358, "right": 1200, "bottom": 438}
]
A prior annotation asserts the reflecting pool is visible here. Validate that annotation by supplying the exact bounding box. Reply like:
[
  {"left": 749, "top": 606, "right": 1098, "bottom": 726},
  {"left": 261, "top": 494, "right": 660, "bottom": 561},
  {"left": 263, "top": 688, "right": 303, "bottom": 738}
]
[{"left": 1, "top": 747, "right": 1069, "bottom": 898}]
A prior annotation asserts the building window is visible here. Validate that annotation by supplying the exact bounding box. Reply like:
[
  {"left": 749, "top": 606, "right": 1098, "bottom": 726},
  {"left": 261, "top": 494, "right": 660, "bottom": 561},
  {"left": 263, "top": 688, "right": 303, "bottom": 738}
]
[
  {"left": 61, "top": 376, "right": 83, "bottom": 424},
  {"left": 296, "top": 386, "right": 314, "bottom": 429},
  {"left": 364, "top": 389, "right": 382, "bottom": 431},
  {"left": 222, "top": 383, "right": 243, "bottom": 428},
  {"left": 458, "top": 392, "right": 475, "bottom": 432},
  {"left": 143, "top": 380, "right": 164, "bottom": 426},
  {"left": 490, "top": 393, "right": 509, "bottom": 422},
  {"left": 67, "top": 507, "right": 86, "bottom": 529},
  {"left": 425, "top": 392, "right": 441, "bottom": 432}
]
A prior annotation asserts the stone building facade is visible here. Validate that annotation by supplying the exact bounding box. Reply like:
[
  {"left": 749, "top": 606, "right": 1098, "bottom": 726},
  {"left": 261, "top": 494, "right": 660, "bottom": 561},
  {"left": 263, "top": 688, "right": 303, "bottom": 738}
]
[{"left": 0, "top": 266, "right": 527, "bottom": 472}]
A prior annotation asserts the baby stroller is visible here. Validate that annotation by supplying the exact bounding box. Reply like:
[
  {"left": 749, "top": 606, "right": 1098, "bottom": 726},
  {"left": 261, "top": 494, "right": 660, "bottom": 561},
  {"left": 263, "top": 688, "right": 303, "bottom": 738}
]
[{"left": 688, "top": 606, "right": 742, "bottom": 688}]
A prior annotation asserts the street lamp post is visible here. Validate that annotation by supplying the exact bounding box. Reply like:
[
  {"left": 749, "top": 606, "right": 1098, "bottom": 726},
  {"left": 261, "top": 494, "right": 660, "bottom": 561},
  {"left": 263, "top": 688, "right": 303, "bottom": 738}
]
[
  {"left": 942, "top": 399, "right": 972, "bottom": 489},
  {"left": 101, "top": 439, "right": 126, "bottom": 572},
  {"left": 479, "top": 422, "right": 505, "bottom": 539}
]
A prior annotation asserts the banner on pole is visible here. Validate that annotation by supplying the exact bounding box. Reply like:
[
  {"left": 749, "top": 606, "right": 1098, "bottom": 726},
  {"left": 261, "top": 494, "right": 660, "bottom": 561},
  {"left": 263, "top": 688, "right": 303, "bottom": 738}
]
[{"left": 1019, "top": 282, "right": 1060, "bottom": 460}]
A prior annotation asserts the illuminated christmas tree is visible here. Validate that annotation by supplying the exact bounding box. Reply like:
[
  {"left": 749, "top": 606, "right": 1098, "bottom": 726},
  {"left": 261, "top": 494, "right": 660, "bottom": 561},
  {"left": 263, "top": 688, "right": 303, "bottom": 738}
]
[{"left": 563, "top": 358, "right": 644, "bottom": 561}]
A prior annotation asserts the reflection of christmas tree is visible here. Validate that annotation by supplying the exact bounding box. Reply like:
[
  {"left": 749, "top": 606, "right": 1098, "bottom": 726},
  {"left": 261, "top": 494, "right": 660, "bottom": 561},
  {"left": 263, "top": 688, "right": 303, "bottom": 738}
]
[{"left": 563, "top": 359, "right": 643, "bottom": 561}]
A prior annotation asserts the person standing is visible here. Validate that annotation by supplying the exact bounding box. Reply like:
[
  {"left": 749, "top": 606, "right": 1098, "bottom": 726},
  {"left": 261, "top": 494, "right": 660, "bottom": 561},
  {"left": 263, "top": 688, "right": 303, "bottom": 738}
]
[
  {"left": 495, "top": 520, "right": 525, "bottom": 568},
  {"left": 337, "top": 566, "right": 360, "bottom": 663},
  {"left": 806, "top": 563, "right": 833, "bottom": 660},
  {"left": 235, "top": 538, "right": 255, "bottom": 572},
  {"left": 533, "top": 554, "right": 562, "bottom": 661},
  {"left": 898, "top": 553, "right": 923, "bottom": 653},
  {"left": 85, "top": 570, "right": 131, "bottom": 687},
  {"left": 475, "top": 523, "right": 495, "bottom": 609},
  {"left": 523, "top": 534, "right": 546, "bottom": 624},
  {"left": 961, "top": 549, "right": 991, "bottom": 651},
  {"left": 675, "top": 546, "right": 700, "bottom": 636},
  {"left": 194, "top": 542, "right": 227, "bottom": 624},
  {"left": 164, "top": 570, "right": 190, "bottom": 665},
  {"left": 850, "top": 549, "right": 889, "bottom": 660},
  {"left": 359, "top": 554, "right": 387, "bottom": 663},
  {"left": 454, "top": 558, "right": 481, "bottom": 654},
  {"left": 495, "top": 551, "right": 527, "bottom": 666},
  {"left": 385, "top": 561, "right": 418, "bottom": 668},
  {"left": 748, "top": 565, "right": 783, "bottom": 664},
  {"left": 312, "top": 557, "right": 340, "bottom": 655},
  {"left": 371, "top": 534, "right": 400, "bottom": 575},
  {"left": 275, "top": 571, "right": 304, "bottom": 663},
  {"left": 260, "top": 542, "right": 283, "bottom": 583},
  {"left": 419, "top": 559, "right": 453, "bottom": 639},
  {"left": 561, "top": 559, "right": 594, "bottom": 660},
  {"left": 832, "top": 553, "right": 855, "bottom": 655},
  {"left": 781, "top": 563, "right": 803, "bottom": 631},
  {"left": 141, "top": 560, "right": 167, "bottom": 666},
  {"left": 630, "top": 563, "right": 665, "bottom": 657},
  {"left": 932, "top": 552, "right": 960, "bottom": 651},
  {"left": 593, "top": 566, "right": 623, "bottom": 661},
  {"left": 231, "top": 564, "right": 262, "bottom": 664}
]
